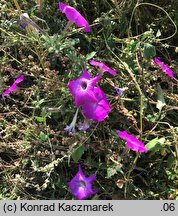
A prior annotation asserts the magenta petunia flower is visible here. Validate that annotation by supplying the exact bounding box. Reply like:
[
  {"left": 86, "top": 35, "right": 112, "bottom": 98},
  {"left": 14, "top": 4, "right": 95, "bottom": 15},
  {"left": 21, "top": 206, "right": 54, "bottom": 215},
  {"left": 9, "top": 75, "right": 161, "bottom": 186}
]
[
  {"left": 68, "top": 164, "right": 98, "bottom": 200},
  {"left": 82, "top": 86, "right": 110, "bottom": 122},
  {"left": 2, "top": 75, "right": 24, "bottom": 97},
  {"left": 59, "top": 2, "right": 90, "bottom": 32},
  {"left": 67, "top": 70, "right": 101, "bottom": 107},
  {"left": 89, "top": 60, "right": 117, "bottom": 76},
  {"left": 116, "top": 130, "right": 147, "bottom": 153},
  {"left": 154, "top": 57, "right": 174, "bottom": 79}
]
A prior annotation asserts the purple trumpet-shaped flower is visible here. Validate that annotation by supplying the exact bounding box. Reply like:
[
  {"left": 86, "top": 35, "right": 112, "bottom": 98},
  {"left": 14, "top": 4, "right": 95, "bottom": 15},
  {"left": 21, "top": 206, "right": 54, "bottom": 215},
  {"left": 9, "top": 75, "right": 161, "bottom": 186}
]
[
  {"left": 89, "top": 60, "right": 117, "bottom": 76},
  {"left": 78, "top": 119, "right": 90, "bottom": 131},
  {"left": 116, "top": 130, "right": 147, "bottom": 153},
  {"left": 114, "top": 86, "right": 128, "bottom": 96},
  {"left": 82, "top": 86, "right": 110, "bottom": 122},
  {"left": 114, "top": 86, "right": 124, "bottom": 96},
  {"left": 2, "top": 75, "right": 24, "bottom": 97},
  {"left": 59, "top": 2, "right": 90, "bottom": 32},
  {"left": 68, "top": 164, "right": 98, "bottom": 200},
  {"left": 67, "top": 70, "right": 101, "bottom": 108},
  {"left": 20, "top": 13, "right": 45, "bottom": 34},
  {"left": 154, "top": 57, "right": 174, "bottom": 79},
  {"left": 20, "top": 13, "right": 29, "bottom": 29}
]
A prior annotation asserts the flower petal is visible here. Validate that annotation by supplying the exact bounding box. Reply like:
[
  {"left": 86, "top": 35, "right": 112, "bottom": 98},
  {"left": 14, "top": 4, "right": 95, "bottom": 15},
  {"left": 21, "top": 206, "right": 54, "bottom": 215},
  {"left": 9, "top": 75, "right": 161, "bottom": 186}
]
[
  {"left": 2, "top": 75, "right": 24, "bottom": 97},
  {"left": 102, "top": 64, "right": 117, "bottom": 76},
  {"left": 154, "top": 57, "right": 174, "bottom": 79},
  {"left": 116, "top": 130, "right": 147, "bottom": 153},
  {"left": 63, "top": 6, "right": 79, "bottom": 22},
  {"left": 81, "top": 70, "right": 91, "bottom": 79},
  {"left": 67, "top": 70, "right": 100, "bottom": 107},
  {"left": 59, "top": 2, "right": 67, "bottom": 12},
  {"left": 14, "top": 75, "right": 24, "bottom": 84},
  {"left": 89, "top": 60, "right": 103, "bottom": 68},
  {"left": 89, "top": 60, "right": 116, "bottom": 76},
  {"left": 82, "top": 87, "right": 110, "bottom": 122},
  {"left": 67, "top": 165, "right": 97, "bottom": 200},
  {"left": 59, "top": 2, "right": 90, "bottom": 32}
]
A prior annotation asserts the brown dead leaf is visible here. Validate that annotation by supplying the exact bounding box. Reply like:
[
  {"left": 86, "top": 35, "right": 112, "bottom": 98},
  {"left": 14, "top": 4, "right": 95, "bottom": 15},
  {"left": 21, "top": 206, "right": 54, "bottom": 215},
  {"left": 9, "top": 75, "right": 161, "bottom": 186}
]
[{"left": 116, "top": 179, "right": 126, "bottom": 189}]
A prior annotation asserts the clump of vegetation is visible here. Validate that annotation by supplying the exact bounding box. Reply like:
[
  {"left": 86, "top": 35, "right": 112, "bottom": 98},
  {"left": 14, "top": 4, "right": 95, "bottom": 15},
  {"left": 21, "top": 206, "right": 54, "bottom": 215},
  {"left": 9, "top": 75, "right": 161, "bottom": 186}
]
[{"left": 0, "top": 0, "right": 177, "bottom": 200}]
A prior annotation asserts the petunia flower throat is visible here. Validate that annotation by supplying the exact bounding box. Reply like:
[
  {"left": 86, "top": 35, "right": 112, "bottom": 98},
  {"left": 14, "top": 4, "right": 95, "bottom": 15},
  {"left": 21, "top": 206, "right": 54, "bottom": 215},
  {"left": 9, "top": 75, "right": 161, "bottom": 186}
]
[
  {"left": 67, "top": 70, "right": 101, "bottom": 107},
  {"left": 68, "top": 164, "right": 97, "bottom": 200}
]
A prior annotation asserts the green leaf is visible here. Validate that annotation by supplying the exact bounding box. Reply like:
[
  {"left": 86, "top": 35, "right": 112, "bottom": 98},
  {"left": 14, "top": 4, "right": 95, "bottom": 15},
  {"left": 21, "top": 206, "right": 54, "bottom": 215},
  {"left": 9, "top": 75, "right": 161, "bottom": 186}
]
[
  {"left": 86, "top": 51, "right": 97, "bottom": 61},
  {"left": 141, "top": 30, "right": 153, "bottom": 41},
  {"left": 106, "top": 167, "right": 117, "bottom": 178},
  {"left": 145, "top": 137, "right": 165, "bottom": 151},
  {"left": 39, "top": 131, "right": 48, "bottom": 142},
  {"left": 156, "top": 84, "right": 166, "bottom": 111},
  {"left": 71, "top": 145, "right": 85, "bottom": 163},
  {"left": 106, "top": 165, "right": 123, "bottom": 178},
  {"left": 32, "top": 98, "right": 45, "bottom": 108},
  {"left": 129, "top": 40, "right": 140, "bottom": 52},
  {"left": 143, "top": 43, "right": 156, "bottom": 59},
  {"left": 167, "top": 155, "right": 176, "bottom": 168},
  {"left": 145, "top": 138, "right": 159, "bottom": 151},
  {"left": 34, "top": 116, "right": 45, "bottom": 123}
]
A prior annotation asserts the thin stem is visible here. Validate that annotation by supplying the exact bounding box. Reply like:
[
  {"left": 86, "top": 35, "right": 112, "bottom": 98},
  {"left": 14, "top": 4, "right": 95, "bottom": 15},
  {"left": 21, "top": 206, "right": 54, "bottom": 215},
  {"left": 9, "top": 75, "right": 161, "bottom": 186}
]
[
  {"left": 2, "top": 49, "right": 22, "bottom": 65},
  {"left": 127, "top": 152, "right": 140, "bottom": 180},
  {"left": 13, "top": 1, "right": 46, "bottom": 68},
  {"left": 104, "top": 34, "right": 143, "bottom": 138},
  {"left": 63, "top": 21, "right": 73, "bottom": 32},
  {"left": 81, "top": 122, "right": 99, "bottom": 145},
  {"left": 13, "top": 0, "right": 22, "bottom": 15},
  {"left": 139, "top": 94, "right": 143, "bottom": 140},
  {"left": 128, "top": 2, "right": 177, "bottom": 41},
  {"left": 0, "top": 28, "right": 13, "bottom": 37},
  {"left": 124, "top": 152, "right": 140, "bottom": 199}
]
